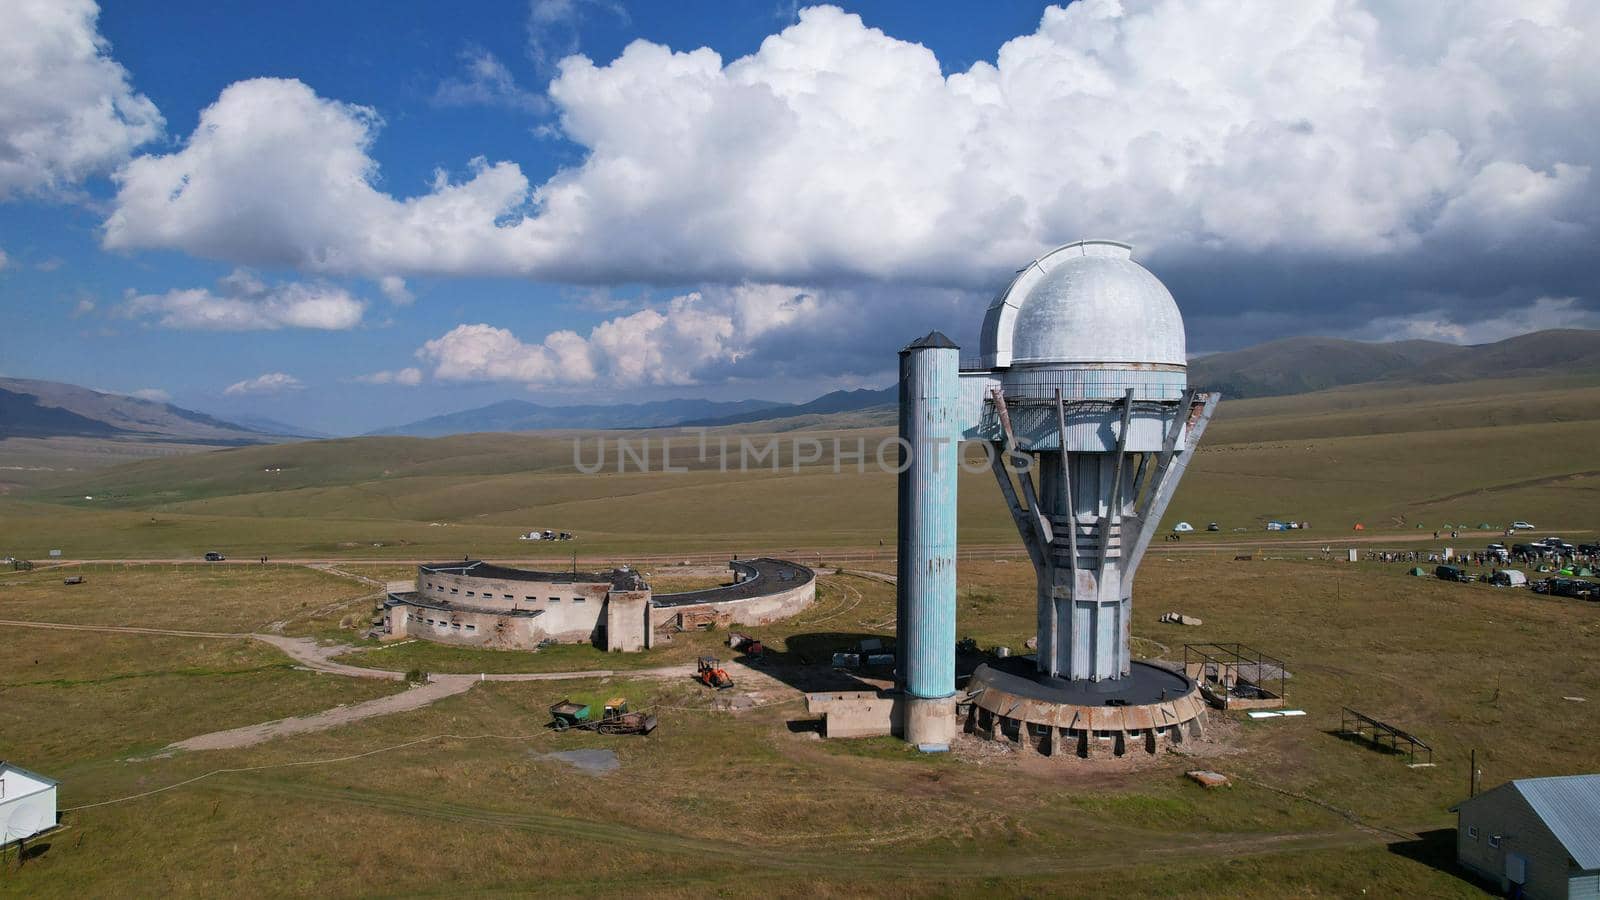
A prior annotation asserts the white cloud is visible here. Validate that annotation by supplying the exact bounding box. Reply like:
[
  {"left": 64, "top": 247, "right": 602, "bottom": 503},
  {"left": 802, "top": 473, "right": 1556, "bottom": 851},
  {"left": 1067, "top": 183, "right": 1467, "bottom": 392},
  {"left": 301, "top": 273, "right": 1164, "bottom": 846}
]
[
  {"left": 223, "top": 372, "right": 304, "bottom": 396},
  {"left": 99, "top": 3, "right": 1600, "bottom": 289},
  {"left": 123, "top": 269, "right": 366, "bottom": 330},
  {"left": 354, "top": 367, "right": 423, "bottom": 386},
  {"left": 418, "top": 283, "right": 820, "bottom": 387},
  {"left": 0, "top": 247, "right": 7, "bottom": 270},
  {"left": 0, "top": 0, "right": 163, "bottom": 198},
  {"left": 1365, "top": 296, "right": 1600, "bottom": 345},
  {"left": 72, "top": 297, "right": 96, "bottom": 317},
  {"left": 433, "top": 48, "right": 546, "bottom": 113},
  {"left": 129, "top": 387, "right": 170, "bottom": 402},
  {"left": 376, "top": 275, "right": 413, "bottom": 305},
  {"left": 527, "top": 0, "right": 628, "bottom": 70}
]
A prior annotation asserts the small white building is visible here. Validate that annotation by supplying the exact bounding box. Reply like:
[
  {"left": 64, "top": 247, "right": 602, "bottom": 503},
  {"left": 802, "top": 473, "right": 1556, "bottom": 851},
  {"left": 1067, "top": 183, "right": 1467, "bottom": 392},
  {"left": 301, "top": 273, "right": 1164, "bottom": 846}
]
[{"left": 0, "top": 762, "right": 58, "bottom": 845}]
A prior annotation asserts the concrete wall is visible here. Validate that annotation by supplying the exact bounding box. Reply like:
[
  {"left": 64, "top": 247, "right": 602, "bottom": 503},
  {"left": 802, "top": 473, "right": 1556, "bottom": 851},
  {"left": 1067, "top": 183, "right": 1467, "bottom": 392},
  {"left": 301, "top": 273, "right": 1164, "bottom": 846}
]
[
  {"left": 649, "top": 576, "right": 815, "bottom": 634},
  {"left": 604, "top": 591, "right": 651, "bottom": 653},
  {"left": 805, "top": 691, "right": 904, "bottom": 738},
  {"left": 1457, "top": 785, "right": 1588, "bottom": 900},
  {"left": 417, "top": 568, "right": 611, "bottom": 641},
  {"left": 402, "top": 605, "right": 546, "bottom": 650}
]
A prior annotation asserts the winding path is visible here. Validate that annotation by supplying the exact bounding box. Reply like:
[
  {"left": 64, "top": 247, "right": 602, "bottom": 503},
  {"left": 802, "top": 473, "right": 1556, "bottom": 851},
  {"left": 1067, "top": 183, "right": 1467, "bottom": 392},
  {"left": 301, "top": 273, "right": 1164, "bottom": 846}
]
[{"left": 0, "top": 619, "right": 715, "bottom": 752}]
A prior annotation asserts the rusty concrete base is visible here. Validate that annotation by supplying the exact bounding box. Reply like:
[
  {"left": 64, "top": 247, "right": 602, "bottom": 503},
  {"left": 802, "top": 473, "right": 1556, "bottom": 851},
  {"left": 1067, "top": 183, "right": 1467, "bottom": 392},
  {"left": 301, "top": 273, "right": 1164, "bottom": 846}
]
[
  {"left": 904, "top": 695, "right": 957, "bottom": 751},
  {"left": 966, "top": 661, "right": 1207, "bottom": 758}
]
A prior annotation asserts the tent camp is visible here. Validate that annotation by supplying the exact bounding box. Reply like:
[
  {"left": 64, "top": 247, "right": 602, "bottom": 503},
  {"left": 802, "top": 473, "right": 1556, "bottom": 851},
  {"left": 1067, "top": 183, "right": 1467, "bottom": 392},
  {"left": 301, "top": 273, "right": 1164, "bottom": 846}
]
[
  {"left": 1353, "top": 523, "right": 1366, "bottom": 531},
  {"left": 1493, "top": 570, "right": 1528, "bottom": 587},
  {"left": 1409, "top": 567, "right": 1428, "bottom": 576},
  {"left": 1173, "top": 522, "right": 1194, "bottom": 533}
]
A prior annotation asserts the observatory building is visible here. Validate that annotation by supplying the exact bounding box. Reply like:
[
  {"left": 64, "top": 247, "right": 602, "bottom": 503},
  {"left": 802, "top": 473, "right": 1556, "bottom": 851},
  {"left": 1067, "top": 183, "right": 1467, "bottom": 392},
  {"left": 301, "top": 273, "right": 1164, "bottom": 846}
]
[
  {"left": 895, "top": 240, "right": 1217, "bottom": 754},
  {"left": 382, "top": 558, "right": 816, "bottom": 653}
]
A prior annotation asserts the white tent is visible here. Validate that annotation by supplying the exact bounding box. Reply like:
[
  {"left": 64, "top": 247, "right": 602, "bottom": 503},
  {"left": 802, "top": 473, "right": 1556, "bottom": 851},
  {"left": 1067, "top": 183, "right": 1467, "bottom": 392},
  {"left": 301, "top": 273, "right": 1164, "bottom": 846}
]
[
  {"left": 0, "top": 762, "right": 57, "bottom": 845},
  {"left": 1172, "top": 521, "right": 1195, "bottom": 532}
]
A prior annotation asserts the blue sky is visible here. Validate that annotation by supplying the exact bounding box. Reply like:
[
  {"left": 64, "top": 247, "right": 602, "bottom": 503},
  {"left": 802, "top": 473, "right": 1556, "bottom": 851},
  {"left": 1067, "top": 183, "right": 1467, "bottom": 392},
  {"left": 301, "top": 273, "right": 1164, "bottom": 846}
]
[{"left": 3, "top": 1, "right": 1597, "bottom": 434}]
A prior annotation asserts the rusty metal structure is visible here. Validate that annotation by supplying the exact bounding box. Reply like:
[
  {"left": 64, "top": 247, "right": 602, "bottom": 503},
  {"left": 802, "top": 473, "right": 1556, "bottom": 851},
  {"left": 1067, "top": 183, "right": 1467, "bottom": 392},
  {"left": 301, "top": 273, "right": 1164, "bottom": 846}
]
[
  {"left": 1183, "top": 643, "right": 1288, "bottom": 710},
  {"left": 1340, "top": 707, "right": 1433, "bottom": 765}
]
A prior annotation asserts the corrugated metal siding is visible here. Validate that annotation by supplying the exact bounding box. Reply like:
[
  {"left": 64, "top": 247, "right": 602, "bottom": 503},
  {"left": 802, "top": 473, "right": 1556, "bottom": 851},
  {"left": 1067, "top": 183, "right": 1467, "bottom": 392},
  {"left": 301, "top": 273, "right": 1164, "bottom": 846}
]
[
  {"left": 1571, "top": 872, "right": 1600, "bottom": 900},
  {"left": 1516, "top": 775, "right": 1600, "bottom": 869},
  {"left": 1459, "top": 780, "right": 1599, "bottom": 900},
  {"left": 898, "top": 345, "right": 959, "bottom": 700}
]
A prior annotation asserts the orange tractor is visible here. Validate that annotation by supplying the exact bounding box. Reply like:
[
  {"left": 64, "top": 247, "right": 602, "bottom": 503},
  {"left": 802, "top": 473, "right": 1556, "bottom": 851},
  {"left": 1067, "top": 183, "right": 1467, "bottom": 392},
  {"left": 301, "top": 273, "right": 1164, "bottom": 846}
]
[{"left": 696, "top": 656, "right": 734, "bottom": 690}]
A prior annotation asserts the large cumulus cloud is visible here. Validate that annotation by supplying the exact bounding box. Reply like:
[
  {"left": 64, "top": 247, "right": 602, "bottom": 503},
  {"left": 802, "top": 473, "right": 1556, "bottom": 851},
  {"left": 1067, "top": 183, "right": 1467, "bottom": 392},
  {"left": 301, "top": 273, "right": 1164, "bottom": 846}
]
[
  {"left": 86, "top": 1, "right": 1600, "bottom": 376},
  {"left": 103, "top": 3, "right": 1599, "bottom": 286},
  {"left": 0, "top": 0, "right": 163, "bottom": 198}
]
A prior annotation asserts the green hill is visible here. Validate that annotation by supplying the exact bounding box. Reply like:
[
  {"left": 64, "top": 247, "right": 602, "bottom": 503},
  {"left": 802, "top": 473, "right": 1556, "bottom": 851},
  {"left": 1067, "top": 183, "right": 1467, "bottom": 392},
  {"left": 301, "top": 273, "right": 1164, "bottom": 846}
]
[{"left": 4, "top": 373, "right": 1597, "bottom": 560}]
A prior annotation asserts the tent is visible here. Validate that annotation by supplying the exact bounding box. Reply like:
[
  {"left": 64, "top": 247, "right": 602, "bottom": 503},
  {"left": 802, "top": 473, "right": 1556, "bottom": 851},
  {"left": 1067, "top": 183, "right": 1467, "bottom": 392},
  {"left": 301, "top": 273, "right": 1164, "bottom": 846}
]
[
  {"left": 1172, "top": 522, "right": 1194, "bottom": 532},
  {"left": 1579, "top": 567, "right": 1596, "bottom": 577},
  {"left": 1477, "top": 522, "right": 1494, "bottom": 529},
  {"left": 1408, "top": 567, "right": 1428, "bottom": 576},
  {"left": 1352, "top": 523, "right": 1366, "bottom": 531}
]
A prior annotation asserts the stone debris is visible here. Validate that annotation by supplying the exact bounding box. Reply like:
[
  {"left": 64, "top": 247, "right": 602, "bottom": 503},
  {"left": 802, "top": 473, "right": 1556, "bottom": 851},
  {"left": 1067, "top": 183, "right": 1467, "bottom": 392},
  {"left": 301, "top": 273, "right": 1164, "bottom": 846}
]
[{"left": 1187, "top": 770, "right": 1230, "bottom": 788}]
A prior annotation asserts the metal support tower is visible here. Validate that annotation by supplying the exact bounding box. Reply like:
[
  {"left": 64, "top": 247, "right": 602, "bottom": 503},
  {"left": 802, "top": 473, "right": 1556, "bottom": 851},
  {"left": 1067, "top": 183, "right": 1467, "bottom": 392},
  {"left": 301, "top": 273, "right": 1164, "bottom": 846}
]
[{"left": 989, "top": 389, "right": 1217, "bottom": 681}]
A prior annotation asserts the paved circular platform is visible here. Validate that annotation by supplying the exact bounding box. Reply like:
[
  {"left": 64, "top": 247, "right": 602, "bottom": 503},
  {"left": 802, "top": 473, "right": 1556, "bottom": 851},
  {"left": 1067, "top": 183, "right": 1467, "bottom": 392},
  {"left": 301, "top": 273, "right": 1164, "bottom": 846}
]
[{"left": 966, "top": 658, "right": 1207, "bottom": 756}]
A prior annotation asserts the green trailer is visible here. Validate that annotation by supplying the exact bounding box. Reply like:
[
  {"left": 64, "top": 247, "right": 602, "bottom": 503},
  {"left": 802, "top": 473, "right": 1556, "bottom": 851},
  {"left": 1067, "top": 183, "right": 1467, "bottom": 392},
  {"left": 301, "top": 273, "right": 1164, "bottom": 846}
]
[{"left": 548, "top": 700, "right": 591, "bottom": 731}]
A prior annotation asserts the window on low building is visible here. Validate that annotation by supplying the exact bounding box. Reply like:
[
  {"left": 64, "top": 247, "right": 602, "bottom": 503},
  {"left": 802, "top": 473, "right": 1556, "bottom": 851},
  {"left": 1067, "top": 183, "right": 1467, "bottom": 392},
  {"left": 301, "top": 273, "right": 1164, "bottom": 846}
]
[
  {"left": 1467, "top": 826, "right": 1478, "bottom": 840},
  {"left": 524, "top": 595, "right": 535, "bottom": 601},
  {"left": 1487, "top": 834, "right": 1500, "bottom": 848},
  {"left": 450, "top": 588, "right": 458, "bottom": 594},
  {"left": 549, "top": 597, "right": 560, "bottom": 603},
  {"left": 574, "top": 597, "right": 586, "bottom": 603},
  {"left": 503, "top": 593, "right": 513, "bottom": 600},
  {"left": 452, "top": 622, "right": 461, "bottom": 628},
  {"left": 465, "top": 624, "right": 476, "bottom": 632},
  {"left": 466, "top": 591, "right": 475, "bottom": 596}
]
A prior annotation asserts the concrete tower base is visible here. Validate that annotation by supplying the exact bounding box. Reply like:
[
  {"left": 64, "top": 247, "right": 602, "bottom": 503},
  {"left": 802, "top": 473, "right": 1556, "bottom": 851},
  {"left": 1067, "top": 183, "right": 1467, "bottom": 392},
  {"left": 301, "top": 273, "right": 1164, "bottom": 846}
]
[
  {"left": 966, "top": 659, "right": 1206, "bottom": 758},
  {"left": 904, "top": 696, "right": 957, "bottom": 751}
]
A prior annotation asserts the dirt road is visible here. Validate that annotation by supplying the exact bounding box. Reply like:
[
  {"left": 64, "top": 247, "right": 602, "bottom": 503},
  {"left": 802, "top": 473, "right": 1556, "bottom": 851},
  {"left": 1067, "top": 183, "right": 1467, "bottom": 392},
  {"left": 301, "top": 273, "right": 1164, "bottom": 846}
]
[{"left": 0, "top": 619, "right": 722, "bottom": 751}]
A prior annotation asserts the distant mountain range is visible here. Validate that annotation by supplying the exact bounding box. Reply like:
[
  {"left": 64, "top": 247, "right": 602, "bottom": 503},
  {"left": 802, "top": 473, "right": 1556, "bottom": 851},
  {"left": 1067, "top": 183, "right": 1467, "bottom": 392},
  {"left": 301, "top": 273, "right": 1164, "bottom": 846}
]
[
  {"left": 0, "top": 378, "right": 282, "bottom": 444},
  {"left": 678, "top": 386, "right": 897, "bottom": 428},
  {"left": 368, "top": 396, "right": 789, "bottom": 437},
  {"left": 1189, "top": 329, "right": 1600, "bottom": 398},
  {"left": 8, "top": 330, "right": 1597, "bottom": 444}
]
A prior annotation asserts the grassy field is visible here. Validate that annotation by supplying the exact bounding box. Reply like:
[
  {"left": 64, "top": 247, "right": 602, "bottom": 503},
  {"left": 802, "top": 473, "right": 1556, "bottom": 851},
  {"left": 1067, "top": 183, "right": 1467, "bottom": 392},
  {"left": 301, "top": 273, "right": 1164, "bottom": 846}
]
[
  {"left": 3, "top": 375, "right": 1597, "bottom": 563},
  {"left": 3, "top": 553, "right": 1597, "bottom": 895},
  {"left": 2, "top": 374, "right": 1598, "bottom": 894}
]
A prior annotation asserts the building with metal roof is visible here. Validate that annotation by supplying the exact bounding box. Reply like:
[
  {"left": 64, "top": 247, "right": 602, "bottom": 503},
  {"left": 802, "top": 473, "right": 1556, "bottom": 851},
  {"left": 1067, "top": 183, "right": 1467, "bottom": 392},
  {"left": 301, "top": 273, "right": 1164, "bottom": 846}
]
[
  {"left": 1454, "top": 773, "right": 1600, "bottom": 898},
  {"left": 0, "top": 762, "right": 58, "bottom": 847}
]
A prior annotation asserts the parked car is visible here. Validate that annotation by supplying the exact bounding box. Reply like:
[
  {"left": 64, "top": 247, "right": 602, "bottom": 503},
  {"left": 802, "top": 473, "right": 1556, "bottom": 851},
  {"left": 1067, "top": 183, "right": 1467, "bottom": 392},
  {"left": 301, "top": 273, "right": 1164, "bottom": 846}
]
[
  {"left": 1436, "top": 565, "right": 1472, "bottom": 582},
  {"left": 1513, "top": 543, "right": 1544, "bottom": 556},
  {"left": 1579, "top": 543, "right": 1600, "bottom": 555},
  {"left": 204, "top": 551, "right": 226, "bottom": 562},
  {"left": 1486, "top": 543, "right": 1509, "bottom": 559},
  {"left": 1491, "top": 570, "right": 1527, "bottom": 587},
  {"left": 1511, "top": 521, "right": 1536, "bottom": 530},
  {"left": 1541, "top": 578, "right": 1599, "bottom": 600}
]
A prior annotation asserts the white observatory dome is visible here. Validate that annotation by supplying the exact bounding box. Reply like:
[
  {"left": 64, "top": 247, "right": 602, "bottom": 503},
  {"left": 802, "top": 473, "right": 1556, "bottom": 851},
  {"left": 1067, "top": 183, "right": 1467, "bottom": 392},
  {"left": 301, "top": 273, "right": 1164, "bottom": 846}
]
[{"left": 979, "top": 240, "right": 1186, "bottom": 368}]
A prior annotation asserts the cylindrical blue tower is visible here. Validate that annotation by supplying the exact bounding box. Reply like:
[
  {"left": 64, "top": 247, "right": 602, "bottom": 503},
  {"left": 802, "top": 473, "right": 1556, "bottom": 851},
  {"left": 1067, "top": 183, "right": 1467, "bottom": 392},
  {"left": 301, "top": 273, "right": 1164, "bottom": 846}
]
[{"left": 896, "top": 331, "right": 960, "bottom": 749}]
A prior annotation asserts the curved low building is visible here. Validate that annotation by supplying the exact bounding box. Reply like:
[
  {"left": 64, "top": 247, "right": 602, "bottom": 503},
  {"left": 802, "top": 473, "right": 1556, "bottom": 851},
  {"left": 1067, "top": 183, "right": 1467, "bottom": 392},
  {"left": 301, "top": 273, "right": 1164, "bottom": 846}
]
[{"left": 381, "top": 558, "right": 814, "bottom": 652}]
